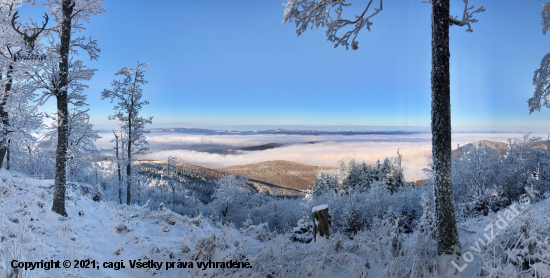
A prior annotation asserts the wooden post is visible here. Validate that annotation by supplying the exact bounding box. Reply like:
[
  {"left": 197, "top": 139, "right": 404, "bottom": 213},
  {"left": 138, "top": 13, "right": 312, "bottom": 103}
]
[{"left": 312, "top": 204, "right": 331, "bottom": 242}]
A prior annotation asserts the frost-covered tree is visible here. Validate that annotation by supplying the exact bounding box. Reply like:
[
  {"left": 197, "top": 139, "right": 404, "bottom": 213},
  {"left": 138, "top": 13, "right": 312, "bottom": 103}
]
[
  {"left": 336, "top": 158, "right": 361, "bottom": 193},
  {"left": 163, "top": 156, "right": 180, "bottom": 210},
  {"left": 308, "top": 168, "right": 337, "bottom": 197},
  {"left": 282, "top": 0, "right": 485, "bottom": 254},
  {"left": 0, "top": 0, "right": 21, "bottom": 168},
  {"left": 357, "top": 162, "right": 375, "bottom": 190},
  {"left": 378, "top": 157, "right": 393, "bottom": 185},
  {"left": 101, "top": 61, "right": 152, "bottom": 205},
  {"left": 111, "top": 125, "right": 123, "bottom": 204},
  {"left": 43, "top": 107, "right": 99, "bottom": 182},
  {"left": 339, "top": 196, "right": 363, "bottom": 238},
  {"left": 3, "top": 84, "right": 43, "bottom": 172},
  {"left": 0, "top": 0, "right": 48, "bottom": 168},
  {"left": 406, "top": 191, "right": 438, "bottom": 273},
  {"left": 26, "top": 0, "right": 105, "bottom": 216},
  {"left": 392, "top": 149, "right": 405, "bottom": 189},
  {"left": 529, "top": 2, "right": 550, "bottom": 113},
  {"left": 210, "top": 172, "right": 250, "bottom": 223}
]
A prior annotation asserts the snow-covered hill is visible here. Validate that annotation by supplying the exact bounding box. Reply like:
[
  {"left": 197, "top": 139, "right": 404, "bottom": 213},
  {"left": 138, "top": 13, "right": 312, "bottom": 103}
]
[
  {"left": 0, "top": 170, "right": 251, "bottom": 277},
  {"left": 1, "top": 170, "right": 549, "bottom": 277}
]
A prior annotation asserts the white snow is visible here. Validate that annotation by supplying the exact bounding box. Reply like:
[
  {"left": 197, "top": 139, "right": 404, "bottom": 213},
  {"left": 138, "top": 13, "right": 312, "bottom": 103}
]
[
  {"left": 1, "top": 169, "right": 549, "bottom": 277},
  {"left": 0, "top": 171, "right": 259, "bottom": 277},
  {"left": 312, "top": 204, "right": 328, "bottom": 213}
]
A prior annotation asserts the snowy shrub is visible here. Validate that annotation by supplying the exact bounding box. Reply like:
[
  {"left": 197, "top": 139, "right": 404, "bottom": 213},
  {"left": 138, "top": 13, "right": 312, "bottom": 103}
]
[
  {"left": 242, "top": 216, "right": 253, "bottom": 229},
  {"left": 452, "top": 136, "right": 550, "bottom": 209},
  {"left": 242, "top": 222, "right": 273, "bottom": 242},
  {"left": 179, "top": 237, "right": 191, "bottom": 254},
  {"left": 188, "top": 234, "right": 226, "bottom": 261},
  {"left": 479, "top": 205, "right": 550, "bottom": 277},
  {"left": 210, "top": 172, "right": 252, "bottom": 224},
  {"left": 190, "top": 214, "right": 203, "bottom": 226},
  {"left": 409, "top": 192, "right": 437, "bottom": 265},
  {"left": 157, "top": 222, "right": 171, "bottom": 233},
  {"left": 288, "top": 214, "right": 313, "bottom": 243},
  {"left": 339, "top": 201, "right": 363, "bottom": 239},
  {"left": 458, "top": 185, "right": 510, "bottom": 217},
  {"left": 111, "top": 222, "right": 132, "bottom": 233}
]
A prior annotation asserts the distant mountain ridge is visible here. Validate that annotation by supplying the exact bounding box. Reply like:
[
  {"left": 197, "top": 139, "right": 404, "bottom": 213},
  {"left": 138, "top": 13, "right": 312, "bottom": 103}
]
[{"left": 147, "top": 127, "right": 425, "bottom": 136}]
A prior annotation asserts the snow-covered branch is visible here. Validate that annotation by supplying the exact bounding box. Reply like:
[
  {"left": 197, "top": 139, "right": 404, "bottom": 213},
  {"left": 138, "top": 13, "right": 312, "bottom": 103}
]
[
  {"left": 282, "top": 0, "right": 382, "bottom": 50},
  {"left": 448, "top": 0, "right": 485, "bottom": 32},
  {"left": 71, "top": 36, "right": 100, "bottom": 61},
  {"left": 529, "top": 2, "right": 550, "bottom": 114},
  {"left": 542, "top": 2, "right": 550, "bottom": 35},
  {"left": 529, "top": 53, "right": 550, "bottom": 113}
]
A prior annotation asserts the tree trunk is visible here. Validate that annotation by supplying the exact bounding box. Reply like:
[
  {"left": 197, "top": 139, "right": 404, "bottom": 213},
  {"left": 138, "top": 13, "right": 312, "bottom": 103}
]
[
  {"left": 52, "top": 0, "right": 74, "bottom": 217},
  {"left": 6, "top": 139, "right": 9, "bottom": 171},
  {"left": 312, "top": 205, "right": 330, "bottom": 242},
  {"left": 431, "top": 0, "right": 460, "bottom": 255},
  {"left": 0, "top": 65, "right": 13, "bottom": 169},
  {"left": 113, "top": 130, "right": 122, "bottom": 204},
  {"left": 172, "top": 184, "right": 175, "bottom": 211},
  {"left": 137, "top": 180, "right": 140, "bottom": 206},
  {"left": 126, "top": 116, "right": 132, "bottom": 205}
]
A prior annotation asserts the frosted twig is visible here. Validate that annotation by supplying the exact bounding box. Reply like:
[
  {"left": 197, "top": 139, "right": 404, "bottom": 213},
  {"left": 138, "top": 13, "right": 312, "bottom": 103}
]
[
  {"left": 282, "top": 0, "right": 383, "bottom": 50},
  {"left": 449, "top": 0, "right": 485, "bottom": 32}
]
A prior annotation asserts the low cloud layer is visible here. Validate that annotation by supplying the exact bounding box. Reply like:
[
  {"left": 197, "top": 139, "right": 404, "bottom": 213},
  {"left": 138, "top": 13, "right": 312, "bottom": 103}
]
[{"left": 95, "top": 132, "right": 547, "bottom": 181}]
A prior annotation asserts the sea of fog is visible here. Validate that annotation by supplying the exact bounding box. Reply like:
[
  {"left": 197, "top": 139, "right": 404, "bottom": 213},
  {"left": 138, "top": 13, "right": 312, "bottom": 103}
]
[{"left": 95, "top": 131, "right": 548, "bottom": 181}]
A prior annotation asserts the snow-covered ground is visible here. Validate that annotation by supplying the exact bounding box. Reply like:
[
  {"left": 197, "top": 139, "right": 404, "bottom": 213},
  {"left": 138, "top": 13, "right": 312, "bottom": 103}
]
[{"left": 1, "top": 170, "right": 549, "bottom": 277}]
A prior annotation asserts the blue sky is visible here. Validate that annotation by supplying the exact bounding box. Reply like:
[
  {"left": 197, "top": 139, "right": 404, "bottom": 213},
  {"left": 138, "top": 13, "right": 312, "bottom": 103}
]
[{"left": 22, "top": 0, "right": 550, "bottom": 131}]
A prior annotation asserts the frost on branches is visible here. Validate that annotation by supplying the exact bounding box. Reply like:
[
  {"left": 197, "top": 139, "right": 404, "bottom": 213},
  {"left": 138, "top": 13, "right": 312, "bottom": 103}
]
[
  {"left": 282, "top": 0, "right": 383, "bottom": 50},
  {"left": 529, "top": 2, "right": 550, "bottom": 113},
  {"left": 24, "top": 0, "right": 105, "bottom": 216},
  {"left": 0, "top": 0, "right": 48, "bottom": 169},
  {"left": 101, "top": 61, "right": 152, "bottom": 205},
  {"left": 43, "top": 108, "right": 99, "bottom": 182}
]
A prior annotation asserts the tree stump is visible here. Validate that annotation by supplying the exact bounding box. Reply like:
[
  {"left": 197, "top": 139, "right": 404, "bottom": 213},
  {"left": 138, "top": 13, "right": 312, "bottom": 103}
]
[{"left": 312, "top": 204, "right": 331, "bottom": 242}]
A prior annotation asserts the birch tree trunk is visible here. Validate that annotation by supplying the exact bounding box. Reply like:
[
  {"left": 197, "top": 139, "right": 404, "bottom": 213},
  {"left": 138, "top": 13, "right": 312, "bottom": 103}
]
[
  {"left": 52, "top": 0, "right": 74, "bottom": 217},
  {"left": 431, "top": 0, "right": 460, "bottom": 255}
]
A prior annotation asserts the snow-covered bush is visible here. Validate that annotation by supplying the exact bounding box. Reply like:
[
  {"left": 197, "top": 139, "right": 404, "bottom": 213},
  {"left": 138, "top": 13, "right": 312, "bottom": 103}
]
[
  {"left": 241, "top": 222, "right": 273, "bottom": 242},
  {"left": 339, "top": 199, "right": 363, "bottom": 238},
  {"left": 457, "top": 185, "right": 510, "bottom": 217},
  {"left": 452, "top": 136, "right": 550, "bottom": 211},
  {"left": 288, "top": 214, "right": 313, "bottom": 243},
  {"left": 188, "top": 233, "right": 227, "bottom": 261},
  {"left": 210, "top": 172, "right": 252, "bottom": 223},
  {"left": 478, "top": 203, "right": 550, "bottom": 277}
]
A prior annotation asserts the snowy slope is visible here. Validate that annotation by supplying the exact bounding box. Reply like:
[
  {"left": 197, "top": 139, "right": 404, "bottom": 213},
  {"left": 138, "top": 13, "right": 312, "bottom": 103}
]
[
  {"left": 1, "top": 169, "right": 549, "bottom": 277},
  {"left": 0, "top": 170, "right": 256, "bottom": 277}
]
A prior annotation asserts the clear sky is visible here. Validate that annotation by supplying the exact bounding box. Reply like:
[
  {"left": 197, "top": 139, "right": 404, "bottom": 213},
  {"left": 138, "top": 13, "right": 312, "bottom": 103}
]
[{"left": 21, "top": 0, "right": 550, "bottom": 131}]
